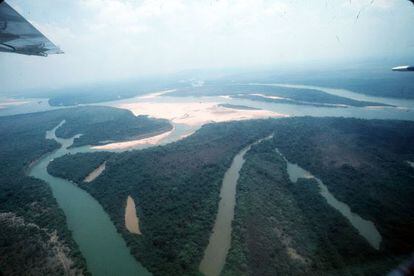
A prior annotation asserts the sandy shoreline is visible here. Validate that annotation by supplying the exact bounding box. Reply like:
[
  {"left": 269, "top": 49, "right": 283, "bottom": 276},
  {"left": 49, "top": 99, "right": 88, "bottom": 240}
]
[
  {"left": 0, "top": 98, "right": 30, "bottom": 109},
  {"left": 94, "top": 101, "right": 285, "bottom": 151},
  {"left": 117, "top": 101, "right": 286, "bottom": 127},
  {"left": 84, "top": 162, "right": 106, "bottom": 183},
  {"left": 125, "top": 196, "right": 141, "bottom": 235},
  {"left": 92, "top": 128, "right": 174, "bottom": 150},
  {"left": 138, "top": 89, "right": 176, "bottom": 99}
]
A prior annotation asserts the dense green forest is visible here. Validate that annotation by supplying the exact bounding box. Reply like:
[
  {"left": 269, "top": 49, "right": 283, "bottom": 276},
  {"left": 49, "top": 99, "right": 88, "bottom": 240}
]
[
  {"left": 0, "top": 106, "right": 170, "bottom": 275},
  {"left": 169, "top": 84, "right": 389, "bottom": 107},
  {"left": 47, "top": 116, "right": 414, "bottom": 275},
  {"left": 0, "top": 110, "right": 85, "bottom": 275},
  {"left": 54, "top": 106, "right": 172, "bottom": 147},
  {"left": 294, "top": 74, "right": 414, "bottom": 99},
  {"left": 49, "top": 119, "right": 279, "bottom": 275},
  {"left": 48, "top": 152, "right": 113, "bottom": 183},
  {"left": 234, "top": 66, "right": 414, "bottom": 99},
  {"left": 223, "top": 139, "right": 399, "bottom": 275},
  {"left": 271, "top": 117, "right": 414, "bottom": 257},
  {"left": 41, "top": 79, "right": 187, "bottom": 106}
]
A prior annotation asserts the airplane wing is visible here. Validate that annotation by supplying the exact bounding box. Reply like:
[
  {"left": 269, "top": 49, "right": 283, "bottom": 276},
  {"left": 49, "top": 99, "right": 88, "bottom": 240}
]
[
  {"left": 0, "top": 0, "right": 62, "bottom": 56},
  {"left": 392, "top": 66, "right": 414, "bottom": 72}
]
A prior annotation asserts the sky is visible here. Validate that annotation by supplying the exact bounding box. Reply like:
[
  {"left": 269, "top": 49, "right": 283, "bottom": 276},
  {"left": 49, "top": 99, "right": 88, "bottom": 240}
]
[{"left": 1, "top": 0, "right": 414, "bottom": 94}]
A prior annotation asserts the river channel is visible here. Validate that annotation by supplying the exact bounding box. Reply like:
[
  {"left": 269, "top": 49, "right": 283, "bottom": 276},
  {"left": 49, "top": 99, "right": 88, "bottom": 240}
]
[
  {"left": 29, "top": 121, "right": 151, "bottom": 276},
  {"left": 275, "top": 148, "right": 382, "bottom": 250},
  {"left": 199, "top": 135, "right": 273, "bottom": 276}
]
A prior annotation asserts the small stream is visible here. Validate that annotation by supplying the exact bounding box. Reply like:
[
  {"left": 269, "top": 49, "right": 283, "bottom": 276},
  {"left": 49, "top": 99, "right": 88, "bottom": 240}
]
[{"left": 275, "top": 149, "right": 382, "bottom": 250}]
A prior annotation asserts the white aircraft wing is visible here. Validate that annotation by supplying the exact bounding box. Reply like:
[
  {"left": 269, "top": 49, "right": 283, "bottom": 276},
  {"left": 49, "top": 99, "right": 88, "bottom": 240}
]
[
  {"left": 392, "top": 65, "right": 414, "bottom": 72},
  {"left": 0, "top": 0, "right": 62, "bottom": 56}
]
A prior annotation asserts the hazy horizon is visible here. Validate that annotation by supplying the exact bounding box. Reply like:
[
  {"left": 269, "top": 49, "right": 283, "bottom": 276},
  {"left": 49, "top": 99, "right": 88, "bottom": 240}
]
[{"left": 1, "top": 0, "right": 414, "bottom": 94}]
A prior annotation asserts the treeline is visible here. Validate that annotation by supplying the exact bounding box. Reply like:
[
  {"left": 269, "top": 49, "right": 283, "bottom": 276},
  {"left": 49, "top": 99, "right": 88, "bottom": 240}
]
[
  {"left": 44, "top": 79, "right": 187, "bottom": 106},
  {"left": 169, "top": 84, "right": 388, "bottom": 107},
  {"left": 223, "top": 139, "right": 398, "bottom": 275},
  {"left": 296, "top": 74, "right": 414, "bottom": 99}
]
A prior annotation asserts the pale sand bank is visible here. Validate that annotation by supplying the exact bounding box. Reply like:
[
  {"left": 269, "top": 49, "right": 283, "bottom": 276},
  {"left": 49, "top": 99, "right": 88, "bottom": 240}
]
[
  {"left": 117, "top": 101, "right": 286, "bottom": 127},
  {"left": 250, "top": 93, "right": 287, "bottom": 100},
  {"left": 92, "top": 128, "right": 174, "bottom": 150},
  {"left": 84, "top": 162, "right": 106, "bottom": 183},
  {"left": 100, "top": 101, "right": 285, "bottom": 150},
  {"left": 138, "top": 89, "right": 176, "bottom": 99},
  {"left": 125, "top": 196, "right": 141, "bottom": 235},
  {"left": 0, "top": 98, "right": 30, "bottom": 109}
]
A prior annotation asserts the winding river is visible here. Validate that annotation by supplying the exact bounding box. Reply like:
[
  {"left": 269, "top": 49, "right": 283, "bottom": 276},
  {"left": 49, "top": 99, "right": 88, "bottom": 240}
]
[
  {"left": 199, "top": 135, "right": 273, "bottom": 276},
  {"left": 29, "top": 121, "right": 151, "bottom": 276}
]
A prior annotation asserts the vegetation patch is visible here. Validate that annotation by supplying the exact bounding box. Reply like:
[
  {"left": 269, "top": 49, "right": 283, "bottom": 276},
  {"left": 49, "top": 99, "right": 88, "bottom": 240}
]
[{"left": 170, "top": 85, "right": 390, "bottom": 107}]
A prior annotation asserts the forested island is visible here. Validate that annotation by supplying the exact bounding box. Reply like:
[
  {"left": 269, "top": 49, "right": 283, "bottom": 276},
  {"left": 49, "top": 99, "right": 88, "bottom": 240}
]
[
  {"left": 42, "top": 80, "right": 185, "bottom": 106},
  {"left": 48, "top": 116, "right": 414, "bottom": 275},
  {"left": 169, "top": 84, "right": 390, "bottom": 107},
  {"left": 0, "top": 106, "right": 171, "bottom": 275},
  {"left": 289, "top": 72, "right": 414, "bottom": 99},
  {"left": 48, "top": 106, "right": 171, "bottom": 148}
]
